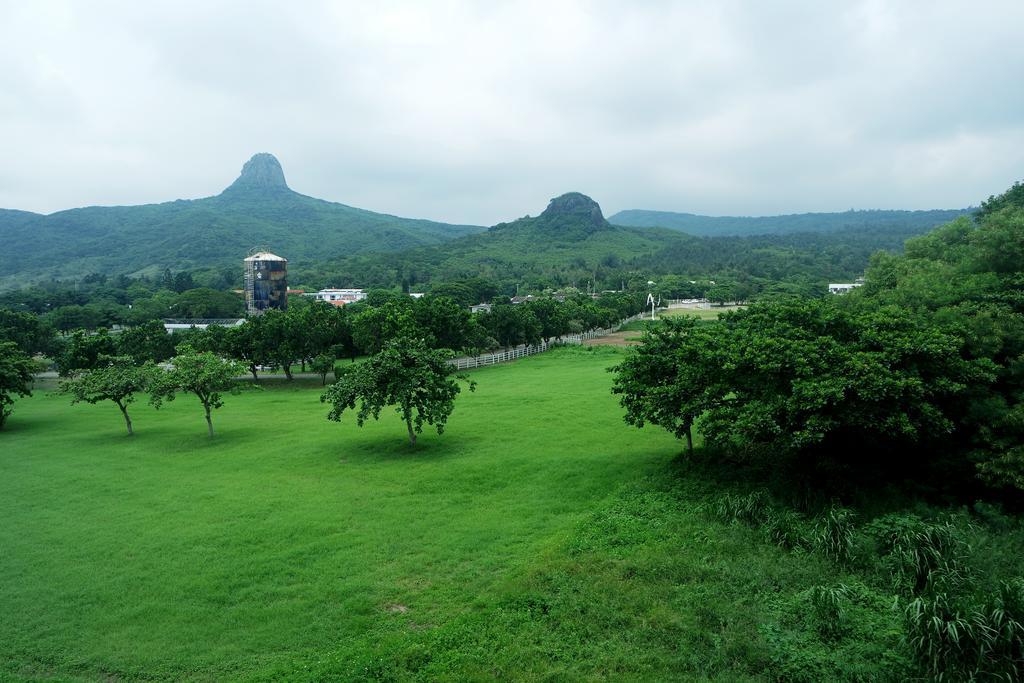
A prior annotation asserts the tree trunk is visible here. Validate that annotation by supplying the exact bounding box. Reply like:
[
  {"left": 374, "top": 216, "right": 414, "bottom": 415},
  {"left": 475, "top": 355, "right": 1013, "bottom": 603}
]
[
  {"left": 117, "top": 400, "right": 133, "bottom": 435},
  {"left": 250, "top": 363, "right": 259, "bottom": 381},
  {"left": 685, "top": 425, "right": 693, "bottom": 456},
  {"left": 205, "top": 403, "right": 214, "bottom": 437},
  {"left": 406, "top": 417, "right": 417, "bottom": 445},
  {"left": 301, "top": 358, "right": 306, "bottom": 372},
  {"left": 283, "top": 364, "right": 293, "bottom": 381}
]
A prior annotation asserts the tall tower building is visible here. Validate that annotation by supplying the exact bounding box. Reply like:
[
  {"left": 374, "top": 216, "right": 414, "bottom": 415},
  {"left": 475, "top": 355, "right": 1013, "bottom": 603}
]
[{"left": 243, "top": 251, "right": 288, "bottom": 315}]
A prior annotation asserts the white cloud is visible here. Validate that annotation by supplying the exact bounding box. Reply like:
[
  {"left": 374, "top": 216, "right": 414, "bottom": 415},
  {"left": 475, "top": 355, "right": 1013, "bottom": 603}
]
[{"left": 0, "top": 0, "right": 1021, "bottom": 223}]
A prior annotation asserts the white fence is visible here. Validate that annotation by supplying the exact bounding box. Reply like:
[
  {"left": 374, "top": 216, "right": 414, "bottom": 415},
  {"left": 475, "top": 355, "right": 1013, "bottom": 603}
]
[{"left": 448, "top": 312, "right": 648, "bottom": 370}]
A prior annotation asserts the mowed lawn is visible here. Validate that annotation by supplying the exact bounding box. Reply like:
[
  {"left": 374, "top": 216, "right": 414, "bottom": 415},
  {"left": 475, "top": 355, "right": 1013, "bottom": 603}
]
[{"left": 0, "top": 347, "right": 683, "bottom": 680}]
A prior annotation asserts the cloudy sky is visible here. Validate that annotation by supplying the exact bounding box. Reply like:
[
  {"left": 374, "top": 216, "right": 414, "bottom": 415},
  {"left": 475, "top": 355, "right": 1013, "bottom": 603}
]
[{"left": 1, "top": 1, "right": 1022, "bottom": 225}]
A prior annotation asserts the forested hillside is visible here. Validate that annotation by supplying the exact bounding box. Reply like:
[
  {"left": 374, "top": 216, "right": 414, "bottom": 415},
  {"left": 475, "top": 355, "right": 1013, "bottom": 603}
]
[
  {"left": 0, "top": 154, "right": 482, "bottom": 290},
  {"left": 297, "top": 193, "right": 948, "bottom": 298},
  {"left": 300, "top": 192, "right": 686, "bottom": 290},
  {"left": 610, "top": 207, "right": 968, "bottom": 236}
]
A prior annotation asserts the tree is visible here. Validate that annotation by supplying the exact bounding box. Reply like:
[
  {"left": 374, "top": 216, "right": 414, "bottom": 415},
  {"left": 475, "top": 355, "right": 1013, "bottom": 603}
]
[
  {"left": 60, "top": 356, "right": 155, "bottom": 435},
  {"left": 171, "top": 288, "right": 243, "bottom": 318},
  {"left": 149, "top": 346, "right": 243, "bottom": 437},
  {"left": 116, "top": 320, "right": 176, "bottom": 363},
  {"left": 57, "top": 329, "right": 118, "bottom": 376},
  {"left": 611, "top": 316, "right": 718, "bottom": 455},
  {"left": 351, "top": 303, "right": 422, "bottom": 355},
  {"left": 412, "top": 296, "right": 473, "bottom": 351},
  {"left": 612, "top": 299, "right": 992, "bottom": 486},
  {"left": 0, "top": 341, "right": 35, "bottom": 430},
  {"left": 310, "top": 353, "right": 335, "bottom": 385},
  {"left": 525, "top": 298, "right": 571, "bottom": 342},
  {"left": 321, "top": 338, "right": 475, "bottom": 445},
  {"left": 0, "top": 309, "right": 56, "bottom": 355},
  {"left": 253, "top": 310, "right": 301, "bottom": 380}
]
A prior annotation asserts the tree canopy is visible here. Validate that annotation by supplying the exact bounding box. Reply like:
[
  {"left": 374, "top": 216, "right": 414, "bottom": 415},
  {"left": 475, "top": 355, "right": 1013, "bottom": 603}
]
[
  {"left": 321, "top": 338, "right": 475, "bottom": 444},
  {"left": 60, "top": 356, "right": 155, "bottom": 435},
  {"left": 0, "top": 341, "right": 35, "bottom": 430}
]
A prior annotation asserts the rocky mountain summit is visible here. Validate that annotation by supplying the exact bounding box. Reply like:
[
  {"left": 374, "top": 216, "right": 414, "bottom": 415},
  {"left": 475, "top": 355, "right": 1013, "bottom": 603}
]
[
  {"left": 222, "top": 153, "right": 290, "bottom": 194},
  {"left": 541, "top": 192, "right": 608, "bottom": 228}
]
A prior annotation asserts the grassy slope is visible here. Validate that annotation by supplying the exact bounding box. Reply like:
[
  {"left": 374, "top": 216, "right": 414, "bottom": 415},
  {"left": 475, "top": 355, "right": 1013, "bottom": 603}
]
[{"left": 2, "top": 348, "right": 901, "bottom": 680}]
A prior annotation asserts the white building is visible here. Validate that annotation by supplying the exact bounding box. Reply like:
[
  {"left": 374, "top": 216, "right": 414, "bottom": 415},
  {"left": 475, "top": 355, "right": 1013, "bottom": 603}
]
[
  {"left": 828, "top": 282, "right": 864, "bottom": 295},
  {"left": 314, "top": 288, "right": 367, "bottom": 307}
]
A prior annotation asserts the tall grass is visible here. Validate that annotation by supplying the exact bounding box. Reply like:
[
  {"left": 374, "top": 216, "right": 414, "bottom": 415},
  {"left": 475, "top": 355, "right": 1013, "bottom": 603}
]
[
  {"left": 811, "top": 505, "right": 857, "bottom": 564},
  {"left": 867, "top": 514, "right": 971, "bottom": 595},
  {"left": 904, "top": 580, "right": 1024, "bottom": 681}
]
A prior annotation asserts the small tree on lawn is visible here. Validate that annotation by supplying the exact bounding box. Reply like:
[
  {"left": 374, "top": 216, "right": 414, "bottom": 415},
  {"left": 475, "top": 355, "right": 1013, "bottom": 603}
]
[
  {"left": 150, "top": 346, "right": 243, "bottom": 437},
  {"left": 321, "top": 337, "right": 475, "bottom": 445},
  {"left": 310, "top": 353, "right": 335, "bottom": 385},
  {"left": 0, "top": 341, "right": 35, "bottom": 430},
  {"left": 60, "top": 355, "right": 155, "bottom": 435},
  {"left": 611, "top": 316, "right": 721, "bottom": 455}
]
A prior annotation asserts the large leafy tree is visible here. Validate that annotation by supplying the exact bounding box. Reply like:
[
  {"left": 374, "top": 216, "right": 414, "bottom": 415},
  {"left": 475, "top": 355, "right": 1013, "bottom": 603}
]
[
  {"left": 60, "top": 356, "right": 155, "bottom": 435},
  {"left": 0, "top": 309, "right": 56, "bottom": 356},
  {"left": 613, "top": 299, "right": 992, "bottom": 483},
  {"left": 116, "top": 320, "right": 176, "bottom": 363},
  {"left": 149, "top": 346, "right": 243, "bottom": 437},
  {"left": 321, "top": 338, "right": 475, "bottom": 445},
  {"left": 351, "top": 303, "right": 422, "bottom": 355},
  {"left": 611, "top": 316, "right": 719, "bottom": 455},
  {"left": 57, "top": 329, "right": 118, "bottom": 376},
  {"left": 0, "top": 341, "right": 35, "bottom": 430},
  {"left": 248, "top": 310, "right": 301, "bottom": 380},
  {"left": 412, "top": 296, "right": 474, "bottom": 351}
]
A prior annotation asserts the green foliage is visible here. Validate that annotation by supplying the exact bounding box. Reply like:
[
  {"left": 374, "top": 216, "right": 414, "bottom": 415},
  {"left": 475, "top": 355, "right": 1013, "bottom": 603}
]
[
  {"left": 615, "top": 297, "right": 991, "bottom": 485},
  {"left": 60, "top": 356, "right": 155, "bottom": 435},
  {"left": 57, "top": 329, "right": 117, "bottom": 376},
  {"left": 808, "top": 584, "right": 851, "bottom": 640},
  {"left": 0, "top": 341, "right": 34, "bottom": 430},
  {"left": 866, "top": 514, "right": 972, "bottom": 595},
  {"left": 713, "top": 489, "right": 773, "bottom": 526},
  {"left": 310, "top": 352, "right": 334, "bottom": 386},
  {"left": 149, "top": 346, "right": 244, "bottom": 437},
  {"left": 904, "top": 582, "right": 1024, "bottom": 682},
  {"left": 611, "top": 207, "right": 969, "bottom": 237},
  {"left": 0, "top": 309, "right": 55, "bottom": 355},
  {"left": 170, "top": 287, "right": 243, "bottom": 318},
  {"left": 115, "top": 319, "right": 176, "bottom": 363},
  {"left": 321, "top": 337, "right": 475, "bottom": 444},
  {"left": 811, "top": 506, "right": 857, "bottom": 564},
  {"left": 977, "top": 180, "right": 1024, "bottom": 220}
]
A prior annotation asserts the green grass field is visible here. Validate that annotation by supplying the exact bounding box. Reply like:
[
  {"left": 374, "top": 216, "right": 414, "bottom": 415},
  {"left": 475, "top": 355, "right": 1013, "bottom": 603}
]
[{"left": 2, "top": 347, "right": 906, "bottom": 680}]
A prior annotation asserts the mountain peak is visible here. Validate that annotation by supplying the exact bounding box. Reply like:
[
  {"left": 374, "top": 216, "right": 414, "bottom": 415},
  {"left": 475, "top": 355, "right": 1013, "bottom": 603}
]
[
  {"left": 541, "top": 192, "right": 607, "bottom": 227},
  {"left": 224, "top": 153, "right": 289, "bottom": 193}
]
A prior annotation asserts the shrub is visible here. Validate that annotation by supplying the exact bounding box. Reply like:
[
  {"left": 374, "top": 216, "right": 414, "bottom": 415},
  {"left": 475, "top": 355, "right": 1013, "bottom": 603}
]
[
  {"left": 809, "top": 584, "right": 850, "bottom": 641},
  {"left": 713, "top": 490, "right": 772, "bottom": 526},
  {"left": 764, "top": 509, "right": 808, "bottom": 550},
  {"left": 904, "top": 582, "right": 1024, "bottom": 681},
  {"left": 866, "top": 514, "right": 971, "bottom": 595},
  {"left": 811, "top": 506, "right": 857, "bottom": 564}
]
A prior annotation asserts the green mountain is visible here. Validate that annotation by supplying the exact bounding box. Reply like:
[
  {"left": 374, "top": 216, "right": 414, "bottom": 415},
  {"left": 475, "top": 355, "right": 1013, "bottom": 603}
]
[
  {"left": 302, "top": 193, "right": 965, "bottom": 295},
  {"left": 609, "top": 207, "right": 970, "bottom": 236},
  {"left": 304, "top": 192, "right": 688, "bottom": 288},
  {"left": 0, "top": 153, "right": 483, "bottom": 290}
]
